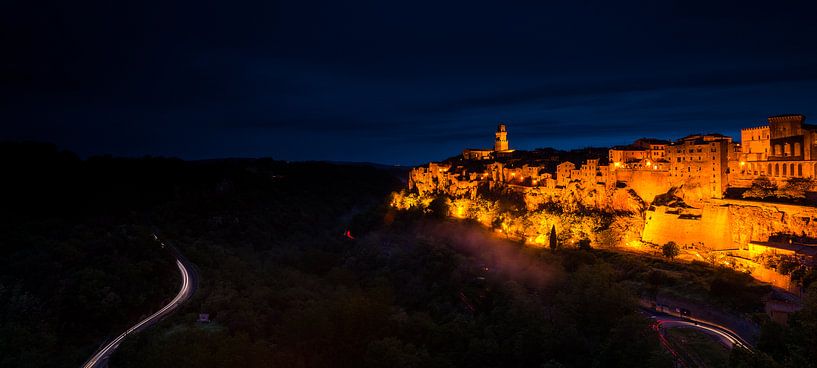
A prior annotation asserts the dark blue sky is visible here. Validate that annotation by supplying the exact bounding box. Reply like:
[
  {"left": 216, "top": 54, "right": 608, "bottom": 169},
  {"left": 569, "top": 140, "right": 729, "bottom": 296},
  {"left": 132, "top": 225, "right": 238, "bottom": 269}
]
[{"left": 2, "top": 0, "right": 816, "bottom": 165}]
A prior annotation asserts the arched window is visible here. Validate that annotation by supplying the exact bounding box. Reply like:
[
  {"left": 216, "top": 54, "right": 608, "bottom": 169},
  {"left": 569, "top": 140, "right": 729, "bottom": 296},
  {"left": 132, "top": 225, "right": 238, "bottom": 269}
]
[
  {"left": 790, "top": 163, "right": 795, "bottom": 177},
  {"left": 798, "top": 164, "right": 803, "bottom": 177},
  {"left": 767, "top": 163, "right": 772, "bottom": 175},
  {"left": 783, "top": 164, "right": 788, "bottom": 177},
  {"left": 795, "top": 142, "right": 802, "bottom": 156},
  {"left": 774, "top": 163, "right": 779, "bottom": 176}
]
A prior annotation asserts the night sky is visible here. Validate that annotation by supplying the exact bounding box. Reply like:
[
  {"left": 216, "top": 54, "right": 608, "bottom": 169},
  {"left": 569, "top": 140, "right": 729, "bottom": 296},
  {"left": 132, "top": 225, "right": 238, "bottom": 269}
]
[{"left": 2, "top": 0, "right": 817, "bottom": 165}]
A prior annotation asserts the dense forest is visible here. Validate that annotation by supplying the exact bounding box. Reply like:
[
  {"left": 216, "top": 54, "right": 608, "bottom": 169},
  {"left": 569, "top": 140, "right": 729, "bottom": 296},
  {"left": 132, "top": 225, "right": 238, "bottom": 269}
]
[{"left": 1, "top": 142, "right": 817, "bottom": 368}]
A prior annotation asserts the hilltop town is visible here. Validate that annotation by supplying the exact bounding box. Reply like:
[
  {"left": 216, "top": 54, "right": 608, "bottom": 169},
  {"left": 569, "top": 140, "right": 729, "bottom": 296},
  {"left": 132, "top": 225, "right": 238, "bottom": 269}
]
[
  {"left": 413, "top": 114, "right": 817, "bottom": 203},
  {"left": 394, "top": 114, "right": 817, "bottom": 298}
]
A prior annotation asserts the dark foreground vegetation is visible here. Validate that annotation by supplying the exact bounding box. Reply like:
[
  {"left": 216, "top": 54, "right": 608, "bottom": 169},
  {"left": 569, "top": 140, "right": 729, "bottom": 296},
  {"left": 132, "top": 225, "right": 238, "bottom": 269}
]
[{"left": 1, "top": 142, "right": 817, "bottom": 368}]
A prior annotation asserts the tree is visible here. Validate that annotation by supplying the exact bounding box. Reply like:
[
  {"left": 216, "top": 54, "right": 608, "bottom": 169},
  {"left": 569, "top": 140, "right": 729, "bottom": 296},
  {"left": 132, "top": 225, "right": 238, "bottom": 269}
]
[
  {"left": 728, "top": 346, "right": 780, "bottom": 368},
  {"left": 775, "top": 177, "right": 815, "bottom": 200},
  {"left": 549, "top": 225, "right": 558, "bottom": 252},
  {"left": 427, "top": 197, "right": 449, "bottom": 219},
  {"left": 661, "top": 241, "right": 679, "bottom": 260},
  {"left": 577, "top": 238, "right": 592, "bottom": 251},
  {"left": 782, "top": 284, "right": 817, "bottom": 368},
  {"left": 594, "top": 314, "right": 674, "bottom": 368},
  {"left": 742, "top": 177, "right": 777, "bottom": 199}
]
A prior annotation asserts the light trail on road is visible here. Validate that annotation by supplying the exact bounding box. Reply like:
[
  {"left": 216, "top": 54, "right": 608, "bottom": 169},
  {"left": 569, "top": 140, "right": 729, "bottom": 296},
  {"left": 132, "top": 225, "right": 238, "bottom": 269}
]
[
  {"left": 656, "top": 318, "right": 746, "bottom": 349},
  {"left": 82, "top": 257, "right": 193, "bottom": 368}
]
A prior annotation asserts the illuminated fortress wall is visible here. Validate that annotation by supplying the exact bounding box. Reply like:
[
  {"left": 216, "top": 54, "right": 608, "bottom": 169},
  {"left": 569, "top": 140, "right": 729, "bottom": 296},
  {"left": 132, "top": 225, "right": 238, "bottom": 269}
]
[
  {"left": 642, "top": 205, "right": 733, "bottom": 249},
  {"left": 642, "top": 201, "right": 817, "bottom": 250}
]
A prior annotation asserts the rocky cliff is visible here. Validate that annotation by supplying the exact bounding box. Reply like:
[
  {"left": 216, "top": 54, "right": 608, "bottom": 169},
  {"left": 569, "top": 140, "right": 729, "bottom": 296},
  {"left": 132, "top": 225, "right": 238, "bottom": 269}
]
[{"left": 401, "top": 163, "right": 817, "bottom": 251}]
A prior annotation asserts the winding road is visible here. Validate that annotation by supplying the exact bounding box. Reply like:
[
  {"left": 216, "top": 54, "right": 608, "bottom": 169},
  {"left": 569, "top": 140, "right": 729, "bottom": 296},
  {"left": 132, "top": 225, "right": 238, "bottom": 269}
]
[
  {"left": 641, "top": 308, "right": 753, "bottom": 367},
  {"left": 82, "top": 237, "right": 198, "bottom": 368},
  {"left": 643, "top": 308, "right": 752, "bottom": 350},
  {"left": 655, "top": 317, "right": 746, "bottom": 349}
]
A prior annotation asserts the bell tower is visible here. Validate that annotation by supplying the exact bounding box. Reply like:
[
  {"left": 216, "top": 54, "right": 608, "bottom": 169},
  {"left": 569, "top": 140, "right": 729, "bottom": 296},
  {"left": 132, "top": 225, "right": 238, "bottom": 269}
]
[{"left": 494, "top": 123, "right": 509, "bottom": 151}]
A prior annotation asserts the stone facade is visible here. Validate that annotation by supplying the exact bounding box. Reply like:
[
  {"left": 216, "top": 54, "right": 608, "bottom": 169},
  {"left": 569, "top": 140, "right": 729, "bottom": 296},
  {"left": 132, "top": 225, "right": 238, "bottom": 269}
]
[
  {"left": 608, "top": 138, "right": 669, "bottom": 167},
  {"left": 735, "top": 114, "right": 817, "bottom": 184},
  {"left": 666, "top": 134, "right": 734, "bottom": 200},
  {"left": 495, "top": 123, "right": 509, "bottom": 151}
]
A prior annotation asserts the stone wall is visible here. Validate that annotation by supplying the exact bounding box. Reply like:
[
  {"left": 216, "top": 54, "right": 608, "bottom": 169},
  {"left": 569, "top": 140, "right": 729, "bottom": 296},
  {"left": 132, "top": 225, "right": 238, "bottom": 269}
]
[
  {"left": 615, "top": 169, "right": 671, "bottom": 203},
  {"left": 729, "top": 257, "right": 796, "bottom": 292},
  {"left": 717, "top": 199, "right": 817, "bottom": 246},
  {"left": 642, "top": 201, "right": 817, "bottom": 250},
  {"left": 642, "top": 205, "right": 733, "bottom": 249}
]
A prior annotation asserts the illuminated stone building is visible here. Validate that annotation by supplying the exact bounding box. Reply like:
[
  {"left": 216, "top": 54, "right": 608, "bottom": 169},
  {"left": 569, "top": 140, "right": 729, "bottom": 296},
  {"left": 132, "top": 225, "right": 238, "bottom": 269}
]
[
  {"left": 462, "top": 123, "right": 514, "bottom": 160},
  {"left": 736, "top": 114, "right": 817, "bottom": 181},
  {"left": 555, "top": 162, "right": 575, "bottom": 187},
  {"left": 667, "top": 134, "right": 734, "bottom": 199},
  {"left": 578, "top": 159, "right": 613, "bottom": 189},
  {"left": 462, "top": 148, "right": 493, "bottom": 160},
  {"left": 495, "top": 123, "right": 509, "bottom": 151},
  {"left": 609, "top": 145, "right": 646, "bottom": 166},
  {"left": 741, "top": 125, "right": 770, "bottom": 163},
  {"left": 608, "top": 138, "right": 669, "bottom": 168}
]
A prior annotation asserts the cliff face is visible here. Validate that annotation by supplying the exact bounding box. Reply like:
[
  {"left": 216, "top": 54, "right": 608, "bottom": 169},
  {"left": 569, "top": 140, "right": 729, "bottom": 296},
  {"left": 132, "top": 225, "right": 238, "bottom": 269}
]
[
  {"left": 642, "top": 205, "right": 732, "bottom": 249},
  {"left": 408, "top": 163, "right": 479, "bottom": 199},
  {"left": 614, "top": 169, "right": 671, "bottom": 203},
  {"left": 397, "top": 166, "right": 646, "bottom": 248},
  {"left": 403, "top": 163, "right": 817, "bottom": 250},
  {"left": 724, "top": 201, "right": 817, "bottom": 245},
  {"left": 642, "top": 200, "right": 817, "bottom": 250},
  {"left": 521, "top": 183, "right": 645, "bottom": 214}
]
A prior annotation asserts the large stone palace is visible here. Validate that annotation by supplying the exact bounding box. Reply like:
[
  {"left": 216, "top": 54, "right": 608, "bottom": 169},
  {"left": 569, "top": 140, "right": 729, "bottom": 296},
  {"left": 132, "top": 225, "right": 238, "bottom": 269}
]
[{"left": 411, "top": 114, "right": 817, "bottom": 204}]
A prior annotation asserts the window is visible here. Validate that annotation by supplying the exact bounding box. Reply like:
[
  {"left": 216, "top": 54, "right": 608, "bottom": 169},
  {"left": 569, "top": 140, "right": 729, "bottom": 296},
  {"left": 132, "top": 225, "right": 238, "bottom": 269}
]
[
  {"left": 795, "top": 142, "right": 801, "bottom": 156},
  {"left": 798, "top": 164, "right": 803, "bottom": 177}
]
